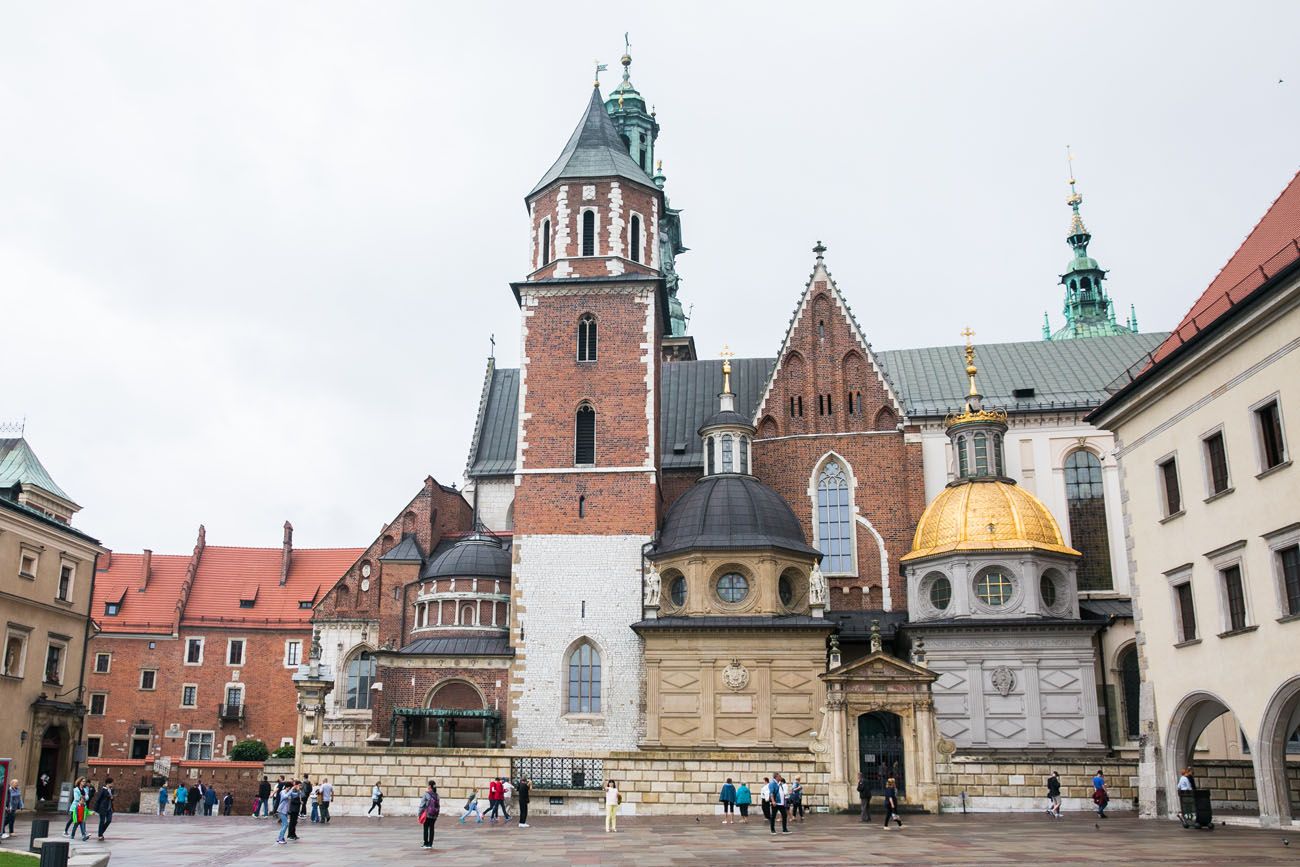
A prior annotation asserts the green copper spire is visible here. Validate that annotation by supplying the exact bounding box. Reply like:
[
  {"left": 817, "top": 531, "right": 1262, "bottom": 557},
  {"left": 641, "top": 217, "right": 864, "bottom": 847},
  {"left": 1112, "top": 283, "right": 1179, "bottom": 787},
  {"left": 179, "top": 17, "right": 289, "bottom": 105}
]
[{"left": 1044, "top": 150, "right": 1138, "bottom": 340}]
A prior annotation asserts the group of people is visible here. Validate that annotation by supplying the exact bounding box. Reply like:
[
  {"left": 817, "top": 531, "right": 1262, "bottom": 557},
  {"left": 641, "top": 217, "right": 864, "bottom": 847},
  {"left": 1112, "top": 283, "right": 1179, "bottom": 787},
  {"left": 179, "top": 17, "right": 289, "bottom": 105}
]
[
  {"left": 157, "top": 781, "right": 232, "bottom": 816},
  {"left": 457, "top": 777, "right": 531, "bottom": 827},
  {"left": 249, "top": 775, "right": 334, "bottom": 844},
  {"left": 63, "top": 777, "right": 115, "bottom": 841},
  {"left": 1041, "top": 768, "right": 1111, "bottom": 819},
  {"left": 717, "top": 774, "right": 807, "bottom": 834}
]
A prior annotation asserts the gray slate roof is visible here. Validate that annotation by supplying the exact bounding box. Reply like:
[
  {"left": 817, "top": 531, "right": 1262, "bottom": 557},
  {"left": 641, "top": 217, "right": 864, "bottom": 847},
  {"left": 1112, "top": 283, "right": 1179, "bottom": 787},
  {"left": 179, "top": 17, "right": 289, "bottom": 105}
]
[
  {"left": 465, "top": 334, "right": 1165, "bottom": 477},
  {"left": 1080, "top": 599, "right": 1134, "bottom": 620},
  {"left": 875, "top": 332, "right": 1168, "bottom": 417},
  {"left": 0, "top": 438, "right": 71, "bottom": 501},
  {"left": 378, "top": 534, "right": 423, "bottom": 562},
  {"left": 655, "top": 474, "right": 819, "bottom": 559},
  {"left": 421, "top": 534, "right": 512, "bottom": 580},
  {"left": 398, "top": 636, "right": 513, "bottom": 656},
  {"left": 528, "top": 88, "right": 657, "bottom": 198}
]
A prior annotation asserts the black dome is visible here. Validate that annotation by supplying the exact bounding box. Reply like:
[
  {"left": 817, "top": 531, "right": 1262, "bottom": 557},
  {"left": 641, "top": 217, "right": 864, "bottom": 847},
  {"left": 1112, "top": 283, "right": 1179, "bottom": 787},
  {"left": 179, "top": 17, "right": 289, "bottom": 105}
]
[
  {"left": 655, "top": 475, "right": 819, "bottom": 559},
  {"left": 698, "top": 409, "right": 756, "bottom": 434},
  {"left": 421, "top": 534, "right": 511, "bottom": 580}
]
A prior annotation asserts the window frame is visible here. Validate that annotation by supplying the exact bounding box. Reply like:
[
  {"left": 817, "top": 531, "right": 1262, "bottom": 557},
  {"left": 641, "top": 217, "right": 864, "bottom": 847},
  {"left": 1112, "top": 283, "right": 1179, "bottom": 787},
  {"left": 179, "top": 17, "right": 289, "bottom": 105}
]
[
  {"left": 139, "top": 668, "right": 157, "bottom": 691},
  {"left": 574, "top": 403, "right": 596, "bottom": 466},
  {"left": 224, "top": 682, "right": 245, "bottom": 710},
  {"left": 43, "top": 638, "right": 67, "bottom": 685},
  {"left": 564, "top": 639, "right": 603, "bottom": 716},
  {"left": 226, "top": 638, "right": 246, "bottom": 667},
  {"left": 184, "top": 730, "right": 215, "bottom": 761},
  {"left": 1200, "top": 426, "right": 1232, "bottom": 499},
  {"left": 1207, "top": 542, "right": 1252, "bottom": 636},
  {"left": 2, "top": 627, "right": 30, "bottom": 679},
  {"left": 344, "top": 648, "right": 376, "bottom": 711},
  {"left": 1116, "top": 644, "right": 1141, "bottom": 742},
  {"left": 540, "top": 217, "right": 552, "bottom": 267},
  {"left": 715, "top": 571, "right": 751, "bottom": 605},
  {"left": 56, "top": 559, "right": 76, "bottom": 602},
  {"left": 1062, "top": 448, "right": 1114, "bottom": 592},
  {"left": 88, "top": 692, "right": 107, "bottom": 716},
  {"left": 580, "top": 207, "right": 598, "bottom": 257},
  {"left": 284, "top": 640, "right": 302, "bottom": 668},
  {"left": 180, "top": 683, "right": 199, "bottom": 708},
  {"left": 813, "top": 457, "right": 857, "bottom": 576},
  {"left": 184, "top": 636, "right": 205, "bottom": 666},
  {"left": 1166, "top": 566, "right": 1197, "bottom": 644},
  {"left": 18, "top": 546, "right": 40, "bottom": 580},
  {"left": 628, "top": 213, "right": 642, "bottom": 263},
  {"left": 94, "top": 652, "right": 111, "bottom": 674},
  {"left": 85, "top": 734, "right": 102, "bottom": 759},
  {"left": 1156, "top": 453, "right": 1183, "bottom": 519},
  {"left": 577, "top": 314, "right": 598, "bottom": 363},
  {"left": 973, "top": 566, "right": 1017, "bottom": 609},
  {"left": 1263, "top": 523, "right": 1300, "bottom": 620},
  {"left": 1251, "top": 394, "right": 1289, "bottom": 474}
]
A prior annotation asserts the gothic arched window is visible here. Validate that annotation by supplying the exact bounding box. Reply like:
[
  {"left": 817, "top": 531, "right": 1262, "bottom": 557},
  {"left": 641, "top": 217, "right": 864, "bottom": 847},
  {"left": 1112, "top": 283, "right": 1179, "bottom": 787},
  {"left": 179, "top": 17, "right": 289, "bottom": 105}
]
[
  {"left": 816, "top": 460, "right": 854, "bottom": 574},
  {"left": 581, "top": 210, "right": 596, "bottom": 256},
  {"left": 1064, "top": 449, "right": 1113, "bottom": 591},
  {"left": 577, "top": 314, "right": 597, "bottom": 362},
  {"left": 629, "top": 215, "right": 641, "bottom": 263},
  {"left": 540, "top": 218, "right": 552, "bottom": 266},
  {"left": 344, "top": 649, "right": 376, "bottom": 710},
  {"left": 566, "top": 640, "right": 601, "bottom": 714},
  {"left": 575, "top": 404, "right": 596, "bottom": 465}
]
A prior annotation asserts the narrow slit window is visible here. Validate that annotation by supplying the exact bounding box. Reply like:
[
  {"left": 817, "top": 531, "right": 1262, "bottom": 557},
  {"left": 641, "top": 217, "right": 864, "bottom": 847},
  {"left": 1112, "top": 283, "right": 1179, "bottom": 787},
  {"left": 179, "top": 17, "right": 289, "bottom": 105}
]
[
  {"left": 630, "top": 215, "right": 641, "bottom": 263},
  {"left": 739, "top": 436, "right": 749, "bottom": 473},
  {"left": 581, "top": 210, "right": 596, "bottom": 257},
  {"left": 974, "top": 432, "right": 988, "bottom": 475},
  {"left": 1256, "top": 400, "right": 1287, "bottom": 470},
  {"left": 575, "top": 404, "right": 596, "bottom": 465},
  {"left": 577, "top": 315, "right": 597, "bottom": 362},
  {"left": 1159, "top": 457, "right": 1182, "bottom": 515},
  {"left": 541, "top": 218, "right": 552, "bottom": 266},
  {"left": 722, "top": 434, "right": 733, "bottom": 472}
]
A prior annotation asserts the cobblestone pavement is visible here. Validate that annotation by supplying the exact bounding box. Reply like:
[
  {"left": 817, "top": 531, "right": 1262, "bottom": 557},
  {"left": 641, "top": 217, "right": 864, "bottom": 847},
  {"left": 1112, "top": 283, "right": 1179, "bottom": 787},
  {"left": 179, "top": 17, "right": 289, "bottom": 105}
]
[{"left": 2, "top": 811, "right": 1296, "bottom": 865}]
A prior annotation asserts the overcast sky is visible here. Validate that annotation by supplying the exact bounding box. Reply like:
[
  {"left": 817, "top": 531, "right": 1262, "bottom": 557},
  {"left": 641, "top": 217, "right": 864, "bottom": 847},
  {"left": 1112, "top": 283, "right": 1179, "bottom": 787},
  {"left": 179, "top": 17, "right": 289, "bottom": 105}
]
[{"left": 3, "top": 2, "right": 1297, "bottom": 554}]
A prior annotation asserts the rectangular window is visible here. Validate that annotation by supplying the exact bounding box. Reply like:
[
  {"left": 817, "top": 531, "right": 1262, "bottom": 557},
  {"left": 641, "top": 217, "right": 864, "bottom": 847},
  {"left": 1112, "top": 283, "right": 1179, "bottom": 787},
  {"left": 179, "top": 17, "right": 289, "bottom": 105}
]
[
  {"left": 44, "top": 643, "right": 65, "bottom": 684},
  {"left": 1159, "top": 457, "right": 1182, "bottom": 516},
  {"left": 185, "top": 638, "right": 204, "bottom": 665},
  {"left": 19, "top": 549, "right": 38, "bottom": 579},
  {"left": 140, "top": 669, "right": 157, "bottom": 690},
  {"left": 104, "top": 602, "right": 120, "bottom": 616},
  {"left": 1256, "top": 399, "right": 1288, "bottom": 470},
  {"left": 285, "top": 640, "right": 302, "bottom": 667},
  {"left": 1175, "top": 582, "right": 1197, "bottom": 642},
  {"left": 94, "top": 652, "right": 111, "bottom": 674},
  {"left": 3, "top": 630, "right": 28, "bottom": 678},
  {"left": 1222, "top": 564, "right": 1248, "bottom": 632},
  {"left": 181, "top": 684, "right": 198, "bottom": 707},
  {"left": 225, "top": 686, "right": 243, "bottom": 707},
  {"left": 1280, "top": 544, "right": 1300, "bottom": 618},
  {"left": 86, "top": 735, "right": 102, "bottom": 759},
  {"left": 57, "top": 563, "right": 75, "bottom": 601},
  {"left": 185, "top": 730, "right": 214, "bottom": 761},
  {"left": 226, "top": 639, "right": 244, "bottom": 666},
  {"left": 1203, "top": 430, "right": 1230, "bottom": 495},
  {"left": 89, "top": 693, "right": 107, "bottom": 716}
]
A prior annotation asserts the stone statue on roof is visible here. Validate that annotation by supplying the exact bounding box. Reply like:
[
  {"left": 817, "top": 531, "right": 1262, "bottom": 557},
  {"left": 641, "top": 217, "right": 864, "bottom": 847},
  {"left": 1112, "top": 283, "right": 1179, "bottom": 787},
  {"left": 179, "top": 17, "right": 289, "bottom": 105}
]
[{"left": 643, "top": 566, "right": 661, "bottom": 608}]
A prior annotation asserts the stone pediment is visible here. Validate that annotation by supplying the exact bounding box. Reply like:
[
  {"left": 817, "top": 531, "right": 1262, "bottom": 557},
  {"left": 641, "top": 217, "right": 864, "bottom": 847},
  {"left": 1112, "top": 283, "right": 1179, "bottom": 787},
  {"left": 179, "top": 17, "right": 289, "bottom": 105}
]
[{"left": 822, "top": 651, "right": 937, "bottom": 685}]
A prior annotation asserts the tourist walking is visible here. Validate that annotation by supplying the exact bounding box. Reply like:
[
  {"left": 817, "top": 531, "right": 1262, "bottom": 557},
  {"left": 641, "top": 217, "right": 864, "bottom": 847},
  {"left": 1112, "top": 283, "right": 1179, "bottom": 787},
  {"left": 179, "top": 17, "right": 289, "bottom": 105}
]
[
  {"left": 502, "top": 777, "right": 515, "bottom": 822},
  {"left": 255, "top": 776, "right": 271, "bottom": 818},
  {"left": 94, "top": 777, "right": 115, "bottom": 840},
  {"left": 882, "top": 777, "right": 903, "bottom": 829},
  {"left": 790, "top": 777, "right": 805, "bottom": 822},
  {"left": 274, "top": 786, "right": 291, "bottom": 845},
  {"left": 767, "top": 774, "right": 789, "bottom": 834},
  {"left": 419, "top": 780, "right": 440, "bottom": 849},
  {"left": 300, "top": 777, "right": 312, "bottom": 817},
  {"left": 857, "top": 772, "right": 872, "bottom": 822},
  {"left": 368, "top": 781, "right": 384, "bottom": 817},
  {"left": 1092, "top": 769, "right": 1109, "bottom": 819},
  {"left": 459, "top": 789, "right": 483, "bottom": 823},
  {"left": 67, "top": 779, "right": 90, "bottom": 841},
  {"left": 719, "top": 777, "right": 737, "bottom": 823},
  {"left": 517, "top": 777, "right": 531, "bottom": 828},
  {"left": 735, "top": 782, "right": 751, "bottom": 823},
  {"left": 604, "top": 780, "right": 620, "bottom": 832},
  {"left": 318, "top": 778, "right": 333, "bottom": 823},
  {"left": 286, "top": 782, "right": 302, "bottom": 841},
  {"left": 1046, "top": 771, "right": 1062, "bottom": 818},
  {"left": 760, "top": 776, "right": 772, "bottom": 822},
  {"left": 157, "top": 785, "right": 169, "bottom": 816},
  {"left": 310, "top": 785, "right": 321, "bottom": 823},
  {"left": 486, "top": 777, "right": 504, "bottom": 823},
  {"left": 188, "top": 783, "right": 200, "bottom": 815},
  {"left": 222, "top": 791, "right": 234, "bottom": 816},
  {"left": 3, "top": 779, "right": 23, "bottom": 839}
]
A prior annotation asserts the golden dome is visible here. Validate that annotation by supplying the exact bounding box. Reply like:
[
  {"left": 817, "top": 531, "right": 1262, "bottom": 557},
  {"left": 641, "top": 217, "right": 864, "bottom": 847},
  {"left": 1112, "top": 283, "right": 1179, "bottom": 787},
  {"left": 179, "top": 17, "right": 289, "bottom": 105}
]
[{"left": 901, "top": 480, "right": 1080, "bottom": 563}]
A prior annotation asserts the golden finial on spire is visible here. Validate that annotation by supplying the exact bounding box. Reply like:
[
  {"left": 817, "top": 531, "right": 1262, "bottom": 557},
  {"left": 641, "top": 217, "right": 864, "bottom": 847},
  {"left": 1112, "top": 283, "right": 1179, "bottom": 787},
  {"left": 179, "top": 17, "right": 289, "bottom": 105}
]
[
  {"left": 944, "top": 327, "right": 1007, "bottom": 428},
  {"left": 720, "top": 344, "right": 735, "bottom": 394},
  {"left": 960, "top": 326, "right": 977, "bottom": 396}
]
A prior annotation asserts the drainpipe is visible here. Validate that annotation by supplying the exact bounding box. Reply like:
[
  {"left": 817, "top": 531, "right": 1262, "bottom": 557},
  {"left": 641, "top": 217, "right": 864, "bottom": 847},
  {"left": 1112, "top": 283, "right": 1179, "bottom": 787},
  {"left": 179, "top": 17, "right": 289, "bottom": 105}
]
[
  {"left": 73, "top": 550, "right": 101, "bottom": 782},
  {"left": 1094, "top": 619, "right": 1114, "bottom": 753}
]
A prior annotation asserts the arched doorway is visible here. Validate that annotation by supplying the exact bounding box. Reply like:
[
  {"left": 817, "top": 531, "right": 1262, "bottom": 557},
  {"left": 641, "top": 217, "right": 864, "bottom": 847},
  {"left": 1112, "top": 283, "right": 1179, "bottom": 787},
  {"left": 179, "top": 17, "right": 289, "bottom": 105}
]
[
  {"left": 1257, "top": 676, "right": 1300, "bottom": 824},
  {"left": 1165, "top": 692, "right": 1249, "bottom": 817},
  {"left": 858, "top": 711, "right": 904, "bottom": 796},
  {"left": 37, "top": 725, "right": 64, "bottom": 801},
  {"left": 425, "top": 680, "right": 487, "bottom": 747}
]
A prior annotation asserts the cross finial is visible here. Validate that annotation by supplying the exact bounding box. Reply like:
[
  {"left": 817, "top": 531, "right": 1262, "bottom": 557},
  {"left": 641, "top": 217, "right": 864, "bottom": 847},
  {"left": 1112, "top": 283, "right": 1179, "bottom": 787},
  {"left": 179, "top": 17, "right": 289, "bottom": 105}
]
[
  {"left": 961, "top": 327, "right": 979, "bottom": 397},
  {"left": 489, "top": 333, "right": 496, "bottom": 360},
  {"left": 960, "top": 326, "right": 975, "bottom": 345},
  {"left": 720, "top": 344, "right": 735, "bottom": 394}
]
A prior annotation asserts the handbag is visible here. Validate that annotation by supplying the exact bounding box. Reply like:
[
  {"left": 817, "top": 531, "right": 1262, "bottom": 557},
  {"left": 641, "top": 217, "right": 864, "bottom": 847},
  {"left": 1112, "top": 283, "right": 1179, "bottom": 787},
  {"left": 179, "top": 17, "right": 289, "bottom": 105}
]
[{"left": 418, "top": 807, "right": 428, "bottom": 824}]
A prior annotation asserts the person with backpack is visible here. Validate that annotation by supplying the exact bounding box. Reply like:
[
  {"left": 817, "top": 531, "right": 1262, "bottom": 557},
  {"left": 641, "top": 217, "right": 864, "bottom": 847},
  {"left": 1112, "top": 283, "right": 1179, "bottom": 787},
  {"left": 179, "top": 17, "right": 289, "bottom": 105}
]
[
  {"left": 418, "top": 780, "right": 440, "bottom": 849},
  {"left": 1045, "top": 771, "right": 1062, "bottom": 819},
  {"left": 221, "top": 791, "right": 234, "bottom": 816},
  {"left": 157, "top": 785, "right": 169, "bottom": 816},
  {"left": 94, "top": 778, "right": 115, "bottom": 840}
]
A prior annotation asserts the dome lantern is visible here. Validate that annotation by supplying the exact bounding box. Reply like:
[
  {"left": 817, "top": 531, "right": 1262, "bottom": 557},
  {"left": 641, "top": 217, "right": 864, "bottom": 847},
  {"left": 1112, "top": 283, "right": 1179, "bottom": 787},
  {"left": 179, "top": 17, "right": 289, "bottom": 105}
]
[
  {"left": 945, "top": 329, "right": 1010, "bottom": 481},
  {"left": 699, "top": 345, "right": 757, "bottom": 476}
]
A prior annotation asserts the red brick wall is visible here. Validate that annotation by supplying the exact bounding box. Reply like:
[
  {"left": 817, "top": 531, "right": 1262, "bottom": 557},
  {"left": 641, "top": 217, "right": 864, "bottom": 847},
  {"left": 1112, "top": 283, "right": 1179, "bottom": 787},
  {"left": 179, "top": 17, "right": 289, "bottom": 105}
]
[
  {"left": 86, "top": 759, "right": 266, "bottom": 814},
  {"left": 371, "top": 665, "right": 508, "bottom": 744},
  {"left": 527, "top": 178, "right": 662, "bottom": 279},
  {"left": 515, "top": 285, "right": 661, "bottom": 536},
  {"left": 84, "top": 627, "right": 309, "bottom": 761}
]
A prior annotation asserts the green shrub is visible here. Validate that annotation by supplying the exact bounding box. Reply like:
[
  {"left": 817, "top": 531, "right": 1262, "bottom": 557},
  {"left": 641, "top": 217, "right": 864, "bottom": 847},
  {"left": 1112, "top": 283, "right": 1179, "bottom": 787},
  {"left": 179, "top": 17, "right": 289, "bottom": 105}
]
[
  {"left": 271, "top": 744, "right": 296, "bottom": 759},
  {"left": 228, "top": 739, "right": 270, "bottom": 762}
]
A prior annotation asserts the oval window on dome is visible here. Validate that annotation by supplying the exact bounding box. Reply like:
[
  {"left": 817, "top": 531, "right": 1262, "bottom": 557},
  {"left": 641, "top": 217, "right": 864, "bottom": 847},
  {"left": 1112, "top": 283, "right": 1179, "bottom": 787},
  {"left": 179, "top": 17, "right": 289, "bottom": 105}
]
[
  {"left": 975, "top": 568, "right": 1014, "bottom": 607},
  {"left": 670, "top": 575, "right": 686, "bottom": 607},
  {"left": 716, "top": 572, "right": 749, "bottom": 604},
  {"left": 778, "top": 574, "right": 794, "bottom": 607},
  {"left": 928, "top": 574, "right": 952, "bottom": 611}
]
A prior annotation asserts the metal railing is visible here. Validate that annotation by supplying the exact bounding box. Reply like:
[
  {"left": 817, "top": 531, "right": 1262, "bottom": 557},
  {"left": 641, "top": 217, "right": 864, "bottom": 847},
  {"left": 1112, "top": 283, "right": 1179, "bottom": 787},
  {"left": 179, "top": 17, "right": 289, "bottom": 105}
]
[
  {"left": 218, "top": 702, "right": 244, "bottom": 722},
  {"left": 510, "top": 756, "right": 604, "bottom": 791}
]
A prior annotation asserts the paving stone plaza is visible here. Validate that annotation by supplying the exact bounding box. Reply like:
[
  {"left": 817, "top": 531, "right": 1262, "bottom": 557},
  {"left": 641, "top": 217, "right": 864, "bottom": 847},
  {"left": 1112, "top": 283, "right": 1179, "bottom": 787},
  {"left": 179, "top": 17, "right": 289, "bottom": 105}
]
[{"left": 2, "top": 811, "right": 1297, "bottom": 865}]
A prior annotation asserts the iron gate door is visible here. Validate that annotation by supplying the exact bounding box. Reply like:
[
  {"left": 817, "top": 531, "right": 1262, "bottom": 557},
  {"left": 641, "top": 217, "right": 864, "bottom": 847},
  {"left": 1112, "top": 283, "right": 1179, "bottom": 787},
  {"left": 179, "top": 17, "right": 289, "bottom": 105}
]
[{"left": 858, "top": 712, "right": 905, "bottom": 796}]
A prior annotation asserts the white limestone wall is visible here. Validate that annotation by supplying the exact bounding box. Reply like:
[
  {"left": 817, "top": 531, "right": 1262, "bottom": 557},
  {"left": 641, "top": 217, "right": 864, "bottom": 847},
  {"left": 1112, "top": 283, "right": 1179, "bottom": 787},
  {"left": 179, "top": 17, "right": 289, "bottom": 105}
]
[
  {"left": 472, "top": 478, "right": 515, "bottom": 532},
  {"left": 315, "top": 619, "right": 378, "bottom": 747},
  {"left": 510, "top": 534, "right": 647, "bottom": 751}
]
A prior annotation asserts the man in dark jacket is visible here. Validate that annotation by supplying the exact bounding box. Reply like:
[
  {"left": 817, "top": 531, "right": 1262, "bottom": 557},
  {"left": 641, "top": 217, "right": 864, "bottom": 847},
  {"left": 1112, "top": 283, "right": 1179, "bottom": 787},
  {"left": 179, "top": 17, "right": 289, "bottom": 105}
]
[
  {"left": 94, "top": 778, "right": 115, "bottom": 840},
  {"left": 256, "top": 776, "right": 271, "bottom": 817},
  {"left": 856, "top": 772, "right": 871, "bottom": 822},
  {"left": 301, "top": 777, "right": 312, "bottom": 817},
  {"left": 517, "top": 777, "right": 531, "bottom": 828},
  {"left": 286, "top": 782, "right": 302, "bottom": 841},
  {"left": 1046, "top": 771, "right": 1062, "bottom": 818}
]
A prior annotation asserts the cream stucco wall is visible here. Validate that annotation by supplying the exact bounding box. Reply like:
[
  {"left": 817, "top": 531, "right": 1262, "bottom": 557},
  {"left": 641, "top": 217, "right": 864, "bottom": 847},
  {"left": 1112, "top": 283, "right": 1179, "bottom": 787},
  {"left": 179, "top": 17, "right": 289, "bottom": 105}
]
[{"left": 1097, "top": 276, "right": 1300, "bottom": 823}]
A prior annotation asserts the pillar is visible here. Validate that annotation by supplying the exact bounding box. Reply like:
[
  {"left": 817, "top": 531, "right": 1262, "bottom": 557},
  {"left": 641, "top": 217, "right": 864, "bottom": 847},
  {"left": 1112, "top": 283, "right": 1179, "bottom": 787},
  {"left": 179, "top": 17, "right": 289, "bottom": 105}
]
[{"left": 826, "top": 690, "right": 850, "bottom": 811}]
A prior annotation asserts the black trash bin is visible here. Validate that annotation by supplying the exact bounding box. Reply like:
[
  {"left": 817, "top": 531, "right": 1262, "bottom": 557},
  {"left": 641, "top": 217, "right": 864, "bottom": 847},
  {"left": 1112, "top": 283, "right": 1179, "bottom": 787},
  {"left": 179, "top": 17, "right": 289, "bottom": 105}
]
[
  {"left": 39, "top": 839, "right": 69, "bottom": 867},
  {"left": 1179, "top": 789, "right": 1214, "bottom": 829},
  {"left": 29, "top": 817, "right": 50, "bottom": 852}
]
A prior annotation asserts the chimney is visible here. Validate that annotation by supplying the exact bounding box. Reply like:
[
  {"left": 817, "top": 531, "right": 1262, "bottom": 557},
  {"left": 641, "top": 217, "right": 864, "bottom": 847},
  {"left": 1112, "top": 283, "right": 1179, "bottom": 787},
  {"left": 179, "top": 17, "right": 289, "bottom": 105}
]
[
  {"left": 280, "top": 521, "right": 293, "bottom": 586},
  {"left": 139, "top": 549, "right": 152, "bottom": 591}
]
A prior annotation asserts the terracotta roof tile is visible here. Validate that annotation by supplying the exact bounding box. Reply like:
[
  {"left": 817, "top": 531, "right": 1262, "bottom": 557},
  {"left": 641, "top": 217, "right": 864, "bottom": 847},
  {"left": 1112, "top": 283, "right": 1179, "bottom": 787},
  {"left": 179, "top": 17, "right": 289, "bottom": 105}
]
[
  {"left": 1151, "top": 170, "right": 1300, "bottom": 364},
  {"left": 93, "top": 552, "right": 192, "bottom": 633}
]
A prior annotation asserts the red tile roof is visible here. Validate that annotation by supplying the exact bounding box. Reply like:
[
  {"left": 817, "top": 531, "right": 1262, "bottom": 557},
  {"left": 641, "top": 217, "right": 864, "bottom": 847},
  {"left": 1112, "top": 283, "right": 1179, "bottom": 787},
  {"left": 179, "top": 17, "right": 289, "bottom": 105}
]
[
  {"left": 1151, "top": 170, "right": 1300, "bottom": 364},
  {"left": 94, "top": 541, "right": 363, "bottom": 634}
]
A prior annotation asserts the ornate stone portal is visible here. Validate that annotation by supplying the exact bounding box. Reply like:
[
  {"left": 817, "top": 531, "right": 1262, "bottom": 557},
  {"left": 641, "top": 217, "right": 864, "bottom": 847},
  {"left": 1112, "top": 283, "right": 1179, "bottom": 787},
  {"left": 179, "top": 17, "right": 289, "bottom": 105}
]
[
  {"left": 821, "top": 651, "right": 939, "bottom": 813},
  {"left": 292, "top": 629, "right": 335, "bottom": 777}
]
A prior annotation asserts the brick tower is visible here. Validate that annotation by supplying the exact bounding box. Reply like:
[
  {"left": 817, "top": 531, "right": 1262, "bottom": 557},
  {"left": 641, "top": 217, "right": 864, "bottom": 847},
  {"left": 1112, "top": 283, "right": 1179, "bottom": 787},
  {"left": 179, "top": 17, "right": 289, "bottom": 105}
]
[{"left": 507, "top": 78, "right": 671, "bottom": 750}]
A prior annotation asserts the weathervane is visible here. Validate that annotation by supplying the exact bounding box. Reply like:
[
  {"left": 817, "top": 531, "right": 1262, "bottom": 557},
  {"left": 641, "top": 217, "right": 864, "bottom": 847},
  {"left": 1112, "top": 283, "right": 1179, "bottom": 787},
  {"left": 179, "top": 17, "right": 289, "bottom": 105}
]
[{"left": 594, "top": 59, "right": 608, "bottom": 88}]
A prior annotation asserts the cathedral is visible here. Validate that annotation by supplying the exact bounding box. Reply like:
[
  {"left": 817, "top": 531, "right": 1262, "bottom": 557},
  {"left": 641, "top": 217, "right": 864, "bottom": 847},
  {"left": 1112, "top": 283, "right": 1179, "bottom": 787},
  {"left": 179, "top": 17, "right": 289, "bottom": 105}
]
[{"left": 301, "top": 49, "right": 1164, "bottom": 814}]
